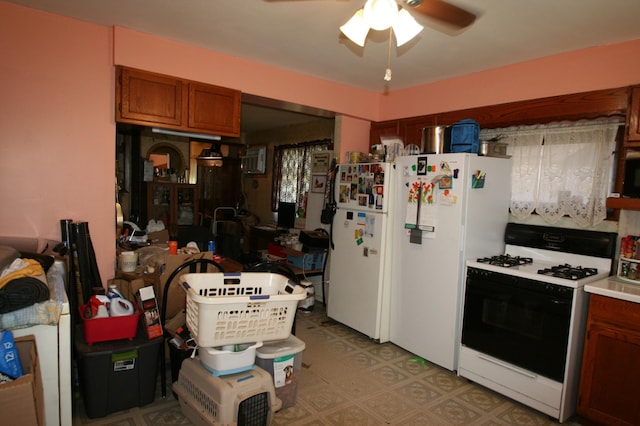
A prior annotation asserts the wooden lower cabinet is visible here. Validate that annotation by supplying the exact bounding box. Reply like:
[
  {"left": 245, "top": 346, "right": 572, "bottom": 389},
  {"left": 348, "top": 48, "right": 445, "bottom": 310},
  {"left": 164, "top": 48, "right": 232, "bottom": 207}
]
[{"left": 577, "top": 294, "right": 640, "bottom": 425}]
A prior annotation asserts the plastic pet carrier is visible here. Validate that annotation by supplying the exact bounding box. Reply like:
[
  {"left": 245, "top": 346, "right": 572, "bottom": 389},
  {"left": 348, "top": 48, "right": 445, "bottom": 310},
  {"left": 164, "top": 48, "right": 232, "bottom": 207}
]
[{"left": 173, "top": 357, "right": 281, "bottom": 425}]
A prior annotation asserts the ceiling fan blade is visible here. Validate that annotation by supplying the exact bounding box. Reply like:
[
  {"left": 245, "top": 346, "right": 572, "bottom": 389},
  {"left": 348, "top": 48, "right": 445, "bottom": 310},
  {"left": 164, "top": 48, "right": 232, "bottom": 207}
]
[{"left": 404, "top": 0, "right": 476, "bottom": 29}]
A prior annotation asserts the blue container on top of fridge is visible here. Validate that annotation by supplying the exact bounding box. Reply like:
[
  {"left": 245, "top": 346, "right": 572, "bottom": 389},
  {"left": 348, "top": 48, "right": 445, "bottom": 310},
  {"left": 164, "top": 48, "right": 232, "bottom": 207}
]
[{"left": 450, "top": 119, "right": 480, "bottom": 153}]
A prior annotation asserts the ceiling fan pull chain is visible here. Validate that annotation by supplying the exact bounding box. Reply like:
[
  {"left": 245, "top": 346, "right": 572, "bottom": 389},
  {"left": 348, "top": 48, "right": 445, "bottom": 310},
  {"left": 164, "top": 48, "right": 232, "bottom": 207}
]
[{"left": 384, "top": 28, "right": 393, "bottom": 81}]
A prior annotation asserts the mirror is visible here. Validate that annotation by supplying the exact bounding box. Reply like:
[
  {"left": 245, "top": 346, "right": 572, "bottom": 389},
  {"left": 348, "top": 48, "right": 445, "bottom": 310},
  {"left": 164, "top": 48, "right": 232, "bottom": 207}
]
[{"left": 146, "top": 143, "right": 185, "bottom": 176}]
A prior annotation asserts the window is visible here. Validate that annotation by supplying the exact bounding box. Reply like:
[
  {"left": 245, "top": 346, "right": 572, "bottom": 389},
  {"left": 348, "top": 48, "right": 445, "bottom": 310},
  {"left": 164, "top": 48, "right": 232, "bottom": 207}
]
[
  {"left": 480, "top": 120, "right": 621, "bottom": 227},
  {"left": 271, "top": 139, "right": 332, "bottom": 212}
]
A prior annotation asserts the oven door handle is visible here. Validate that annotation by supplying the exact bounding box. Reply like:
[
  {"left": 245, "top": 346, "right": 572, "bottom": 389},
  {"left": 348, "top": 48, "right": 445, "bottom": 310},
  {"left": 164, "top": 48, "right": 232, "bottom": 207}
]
[{"left": 478, "top": 354, "right": 538, "bottom": 379}]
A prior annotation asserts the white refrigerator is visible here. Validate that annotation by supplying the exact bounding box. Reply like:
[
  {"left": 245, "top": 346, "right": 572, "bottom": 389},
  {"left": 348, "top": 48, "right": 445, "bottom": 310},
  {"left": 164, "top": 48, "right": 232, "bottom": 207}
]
[
  {"left": 390, "top": 154, "right": 511, "bottom": 371},
  {"left": 328, "top": 162, "right": 394, "bottom": 342}
]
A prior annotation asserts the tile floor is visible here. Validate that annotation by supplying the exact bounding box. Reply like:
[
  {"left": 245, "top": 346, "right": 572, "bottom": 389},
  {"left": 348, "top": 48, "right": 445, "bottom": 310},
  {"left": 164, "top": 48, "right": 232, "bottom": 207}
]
[{"left": 73, "top": 305, "right": 587, "bottom": 425}]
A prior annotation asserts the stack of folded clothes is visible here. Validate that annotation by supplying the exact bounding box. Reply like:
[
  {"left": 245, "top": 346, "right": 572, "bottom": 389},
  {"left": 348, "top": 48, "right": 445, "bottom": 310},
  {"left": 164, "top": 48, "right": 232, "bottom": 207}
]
[{"left": 0, "top": 246, "right": 51, "bottom": 314}]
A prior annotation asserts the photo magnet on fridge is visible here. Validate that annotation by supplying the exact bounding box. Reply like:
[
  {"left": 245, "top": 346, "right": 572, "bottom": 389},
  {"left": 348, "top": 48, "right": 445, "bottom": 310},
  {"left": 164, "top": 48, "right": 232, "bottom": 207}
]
[{"left": 417, "top": 157, "right": 427, "bottom": 175}]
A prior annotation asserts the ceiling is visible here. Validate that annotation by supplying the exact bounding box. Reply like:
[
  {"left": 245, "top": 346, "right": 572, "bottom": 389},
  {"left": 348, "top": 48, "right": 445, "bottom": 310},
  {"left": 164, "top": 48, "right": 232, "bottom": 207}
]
[{"left": 8, "top": 0, "right": 640, "bottom": 131}]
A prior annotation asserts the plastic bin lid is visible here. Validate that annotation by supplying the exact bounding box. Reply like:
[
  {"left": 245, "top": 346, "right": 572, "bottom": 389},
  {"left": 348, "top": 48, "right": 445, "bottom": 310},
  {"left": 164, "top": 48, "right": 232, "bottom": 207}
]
[{"left": 256, "top": 335, "right": 305, "bottom": 359}]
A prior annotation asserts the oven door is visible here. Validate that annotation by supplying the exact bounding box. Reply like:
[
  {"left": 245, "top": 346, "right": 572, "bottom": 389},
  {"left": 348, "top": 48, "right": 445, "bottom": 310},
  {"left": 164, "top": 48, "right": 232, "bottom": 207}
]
[{"left": 461, "top": 267, "right": 574, "bottom": 382}]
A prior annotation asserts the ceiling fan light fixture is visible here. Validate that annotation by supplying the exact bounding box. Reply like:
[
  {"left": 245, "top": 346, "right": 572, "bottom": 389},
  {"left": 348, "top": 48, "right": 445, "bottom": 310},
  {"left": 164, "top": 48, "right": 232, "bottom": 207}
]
[
  {"left": 363, "top": 0, "right": 399, "bottom": 31},
  {"left": 393, "top": 9, "right": 423, "bottom": 46},
  {"left": 340, "top": 9, "right": 370, "bottom": 47}
]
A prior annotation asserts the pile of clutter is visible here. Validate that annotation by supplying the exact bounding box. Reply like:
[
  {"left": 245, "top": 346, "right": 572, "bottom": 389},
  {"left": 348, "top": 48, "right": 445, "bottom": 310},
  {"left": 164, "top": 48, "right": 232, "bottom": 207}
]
[{"left": 83, "top": 284, "right": 135, "bottom": 319}]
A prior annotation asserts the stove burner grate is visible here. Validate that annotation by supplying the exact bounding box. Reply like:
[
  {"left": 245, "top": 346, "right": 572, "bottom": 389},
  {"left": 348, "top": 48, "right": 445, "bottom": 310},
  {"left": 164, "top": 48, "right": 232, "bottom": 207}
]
[
  {"left": 537, "top": 264, "right": 598, "bottom": 280},
  {"left": 477, "top": 254, "right": 533, "bottom": 268}
]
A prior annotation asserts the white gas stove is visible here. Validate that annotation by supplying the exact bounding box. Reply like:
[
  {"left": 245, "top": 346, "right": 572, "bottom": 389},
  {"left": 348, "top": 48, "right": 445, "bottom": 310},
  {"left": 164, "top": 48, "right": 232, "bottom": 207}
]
[
  {"left": 459, "top": 224, "right": 617, "bottom": 423},
  {"left": 466, "top": 245, "right": 612, "bottom": 288}
]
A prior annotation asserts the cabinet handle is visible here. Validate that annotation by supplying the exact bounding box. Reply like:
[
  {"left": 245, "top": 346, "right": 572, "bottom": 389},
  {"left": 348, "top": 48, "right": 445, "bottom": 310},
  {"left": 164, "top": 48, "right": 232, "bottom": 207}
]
[{"left": 478, "top": 354, "right": 538, "bottom": 379}]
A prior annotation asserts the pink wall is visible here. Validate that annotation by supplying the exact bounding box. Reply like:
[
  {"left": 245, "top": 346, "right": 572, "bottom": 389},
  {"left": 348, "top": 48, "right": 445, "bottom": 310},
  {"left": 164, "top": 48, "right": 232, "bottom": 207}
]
[
  {"left": 0, "top": 2, "right": 115, "bottom": 282},
  {"left": 382, "top": 39, "right": 640, "bottom": 120},
  {"left": 337, "top": 116, "right": 374, "bottom": 163},
  {"left": 2, "top": 0, "right": 639, "bottom": 284}
]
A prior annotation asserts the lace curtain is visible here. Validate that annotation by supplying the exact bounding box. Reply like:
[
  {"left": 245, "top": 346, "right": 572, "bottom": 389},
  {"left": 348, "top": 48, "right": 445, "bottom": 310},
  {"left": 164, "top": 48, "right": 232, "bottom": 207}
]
[
  {"left": 480, "top": 120, "right": 620, "bottom": 227},
  {"left": 272, "top": 140, "right": 331, "bottom": 211}
]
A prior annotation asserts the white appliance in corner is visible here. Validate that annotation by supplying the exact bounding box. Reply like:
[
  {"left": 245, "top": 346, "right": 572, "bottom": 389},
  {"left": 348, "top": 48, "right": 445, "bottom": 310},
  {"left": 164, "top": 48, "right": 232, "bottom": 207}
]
[
  {"left": 13, "top": 259, "right": 71, "bottom": 426},
  {"left": 328, "top": 162, "right": 394, "bottom": 341},
  {"left": 389, "top": 154, "right": 511, "bottom": 371}
]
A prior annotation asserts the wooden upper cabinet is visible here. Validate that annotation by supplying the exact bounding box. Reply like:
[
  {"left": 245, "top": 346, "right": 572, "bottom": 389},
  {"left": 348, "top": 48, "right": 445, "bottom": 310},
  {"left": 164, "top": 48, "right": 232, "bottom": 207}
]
[
  {"left": 116, "top": 66, "right": 241, "bottom": 137},
  {"left": 626, "top": 86, "right": 640, "bottom": 141},
  {"left": 369, "top": 120, "right": 400, "bottom": 147},
  {"left": 117, "top": 67, "right": 185, "bottom": 127},
  {"left": 401, "top": 116, "right": 439, "bottom": 148},
  {"left": 188, "top": 82, "right": 241, "bottom": 135}
]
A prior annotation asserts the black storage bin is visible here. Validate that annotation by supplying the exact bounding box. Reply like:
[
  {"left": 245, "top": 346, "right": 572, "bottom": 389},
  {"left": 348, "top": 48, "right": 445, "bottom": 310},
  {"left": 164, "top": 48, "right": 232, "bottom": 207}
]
[{"left": 74, "top": 324, "right": 162, "bottom": 418}]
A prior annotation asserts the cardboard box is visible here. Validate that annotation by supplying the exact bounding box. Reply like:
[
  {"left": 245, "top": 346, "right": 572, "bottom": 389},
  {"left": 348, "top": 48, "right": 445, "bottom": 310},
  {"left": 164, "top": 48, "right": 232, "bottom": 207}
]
[
  {"left": 0, "top": 335, "right": 44, "bottom": 426},
  {"left": 109, "top": 277, "right": 146, "bottom": 303},
  {"left": 155, "top": 251, "right": 214, "bottom": 319},
  {"left": 147, "top": 229, "right": 170, "bottom": 245},
  {"left": 299, "top": 230, "right": 330, "bottom": 249},
  {"left": 137, "top": 286, "right": 163, "bottom": 340}
]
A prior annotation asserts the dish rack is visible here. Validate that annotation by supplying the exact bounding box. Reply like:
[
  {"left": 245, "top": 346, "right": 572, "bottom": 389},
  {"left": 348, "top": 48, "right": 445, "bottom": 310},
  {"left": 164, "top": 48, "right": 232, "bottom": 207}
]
[{"left": 179, "top": 272, "right": 306, "bottom": 348}]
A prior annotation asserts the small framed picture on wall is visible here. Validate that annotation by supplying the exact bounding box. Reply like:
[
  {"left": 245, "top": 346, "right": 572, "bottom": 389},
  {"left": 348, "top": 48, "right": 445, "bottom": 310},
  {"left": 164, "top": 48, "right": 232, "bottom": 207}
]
[
  {"left": 311, "top": 152, "right": 333, "bottom": 173},
  {"left": 311, "top": 174, "right": 327, "bottom": 193}
]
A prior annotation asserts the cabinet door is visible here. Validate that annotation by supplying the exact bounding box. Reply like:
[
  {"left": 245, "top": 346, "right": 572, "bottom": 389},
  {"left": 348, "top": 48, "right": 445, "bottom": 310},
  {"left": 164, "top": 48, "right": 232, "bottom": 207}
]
[
  {"left": 578, "top": 323, "right": 640, "bottom": 425},
  {"left": 401, "top": 116, "right": 439, "bottom": 148},
  {"left": 369, "top": 120, "right": 400, "bottom": 148},
  {"left": 627, "top": 87, "right": 640, "bottom": 141},
  {"left": 147, "top": 183, "right": 199, "bottom": 236},
  {"left": 117, "top": 67, "right": 185, "bottom": 127},
  {"left": 147, "top": 183, "right": 172, "bottom": 231},
  {"left": 176, "top": 184, "right": 197, "bottom": 227},
  {"left": 188, "top": 82, "right": 241, "bottom": 137}
]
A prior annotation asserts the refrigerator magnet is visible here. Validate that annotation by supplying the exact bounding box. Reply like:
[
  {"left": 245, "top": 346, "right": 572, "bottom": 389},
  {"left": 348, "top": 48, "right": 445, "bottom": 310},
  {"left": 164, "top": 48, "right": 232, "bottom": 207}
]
[
  {"left": 357, "top": 212, "right": 366, "bottom": 225},
  {"left": 417, "top": 157, "right": 427, "bottom": 175},
  {"left": 339, "top": 184, "right": 350, "bottom": 202},
  {"left": 439, "top": 176, "right": 452, "bottom": 189}
]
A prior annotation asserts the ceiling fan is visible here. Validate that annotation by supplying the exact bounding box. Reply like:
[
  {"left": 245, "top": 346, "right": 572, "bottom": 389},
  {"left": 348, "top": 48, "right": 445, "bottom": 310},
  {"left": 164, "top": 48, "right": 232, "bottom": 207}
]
[
  {"left": 276, "top": 0, "right": 476, "bottom": 29},
  {"left": 336, "top": 0, "right": 476, "bottom": 80},
  {"left": 277, "top": 0, "right": 477, "bottom": 81},
  {"left": 338, "top": 0, "right": 475, "bottom": 49},
  {"left": 400, "top": 0, "right": 476, "bottom": 29}
]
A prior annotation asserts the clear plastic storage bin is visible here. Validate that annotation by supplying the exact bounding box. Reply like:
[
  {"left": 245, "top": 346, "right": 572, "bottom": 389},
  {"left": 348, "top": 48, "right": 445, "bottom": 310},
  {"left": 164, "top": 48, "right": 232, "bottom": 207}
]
[{"left": 255, "top": 335, "right": 306, "bottom": 410}]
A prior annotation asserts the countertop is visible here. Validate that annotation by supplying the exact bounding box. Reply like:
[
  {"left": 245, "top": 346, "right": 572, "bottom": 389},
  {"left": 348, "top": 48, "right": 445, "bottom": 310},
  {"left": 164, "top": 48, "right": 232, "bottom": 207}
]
[{"left": 584, "top": 276, "right": 640, "bottom": 304}]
